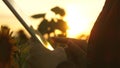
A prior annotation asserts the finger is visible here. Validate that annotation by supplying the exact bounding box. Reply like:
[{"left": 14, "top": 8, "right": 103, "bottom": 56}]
[
  {"left": 51, "top": 37, "right": 87, "bottom": 49},
  {"left": 51, "top": 37, "right": 70, "bottom": 44},
  {"left": 51, "top": 37, "right": 84, "bottom": 50},
  {"left": 51, "top": 37, "right": 87, "bottom": 55}
]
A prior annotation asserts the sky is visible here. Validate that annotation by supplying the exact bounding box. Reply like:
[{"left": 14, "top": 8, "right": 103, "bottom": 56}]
[{"left": 0, "top": 0, "right": 105, "bottom": 39}]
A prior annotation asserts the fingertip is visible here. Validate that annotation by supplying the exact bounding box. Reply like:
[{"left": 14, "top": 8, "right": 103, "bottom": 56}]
[{"left": 50, "top": 37, "right": 69, "bottom": 44}]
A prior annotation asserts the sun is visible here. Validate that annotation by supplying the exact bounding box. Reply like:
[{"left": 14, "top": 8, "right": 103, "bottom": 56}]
[{"left": 64, "top": 5, "right": 94, "bottom": 39}]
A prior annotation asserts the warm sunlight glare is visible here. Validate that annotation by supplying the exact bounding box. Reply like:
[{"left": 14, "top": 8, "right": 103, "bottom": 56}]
[
  {"left": 36, "top": 34, "right": 54, "bottom": 51},
  {"left": 0, "top": 0, "right": 105, "bottom": 40},
  {"left": 64, "top": 0, "right": 106, "bottom": 40},
  {"left": 65, "top": 5, "right": 93, "bottom": 39}
]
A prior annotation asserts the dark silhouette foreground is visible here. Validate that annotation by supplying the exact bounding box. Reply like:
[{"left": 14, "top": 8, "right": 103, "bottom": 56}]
[
  {"left": 53, "top": 0, "right": 120, "bottom": 68},
  {"left": 88, "top": 0, "right": 120, "bottom": 68}
]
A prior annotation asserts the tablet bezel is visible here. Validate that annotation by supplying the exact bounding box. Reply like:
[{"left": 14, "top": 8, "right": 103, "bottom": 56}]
[{"left": 3, "top": 0, "right": 54, "bottom": 51}]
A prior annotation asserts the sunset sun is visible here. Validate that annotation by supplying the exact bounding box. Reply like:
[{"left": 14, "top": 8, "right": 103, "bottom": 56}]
[{"left": 64, "top": 5, "right": 95, "bottom": 39}]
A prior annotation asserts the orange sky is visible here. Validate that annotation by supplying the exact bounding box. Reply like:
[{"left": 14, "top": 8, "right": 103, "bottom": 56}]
[{"left": 0, "top": 0, "right": 105, "bottom": 39}]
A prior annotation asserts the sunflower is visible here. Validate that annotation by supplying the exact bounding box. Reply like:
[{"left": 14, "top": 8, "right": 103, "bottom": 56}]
[{"left": 0, "top": 26, "right": 18, "bottom": 68}]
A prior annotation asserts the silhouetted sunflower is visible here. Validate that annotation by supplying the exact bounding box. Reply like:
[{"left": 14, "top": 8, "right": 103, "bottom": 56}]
[
  {"left": 51, "top": 6, "right": 65, "bottom": 16},
  {"left": 0, "top": 26, "right": 18, "bottom": 68}
]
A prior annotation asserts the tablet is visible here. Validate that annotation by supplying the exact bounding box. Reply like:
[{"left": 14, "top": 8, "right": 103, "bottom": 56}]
[{"left": 3, "top": 0, "right": 54, "bottom": 51}]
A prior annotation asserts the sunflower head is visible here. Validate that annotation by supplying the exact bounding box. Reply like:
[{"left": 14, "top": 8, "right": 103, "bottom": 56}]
[{"left": 0, "top": 26, "right": 16, "bottom": 67}]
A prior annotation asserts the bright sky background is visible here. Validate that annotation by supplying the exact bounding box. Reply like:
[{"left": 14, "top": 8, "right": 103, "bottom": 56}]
[{"left": 0, "top": 0, "right": 106, "bottom": 39}]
